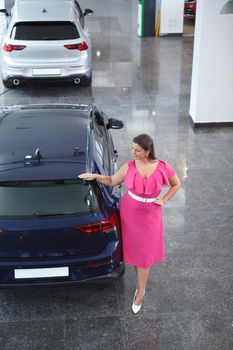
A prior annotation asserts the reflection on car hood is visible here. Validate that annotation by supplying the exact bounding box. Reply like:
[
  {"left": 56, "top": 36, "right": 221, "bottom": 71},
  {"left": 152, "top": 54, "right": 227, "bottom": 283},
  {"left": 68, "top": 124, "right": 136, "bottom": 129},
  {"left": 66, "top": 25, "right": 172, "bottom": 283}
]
[{"left": 0, "top": 161, "right": 87, "bottom": 181}]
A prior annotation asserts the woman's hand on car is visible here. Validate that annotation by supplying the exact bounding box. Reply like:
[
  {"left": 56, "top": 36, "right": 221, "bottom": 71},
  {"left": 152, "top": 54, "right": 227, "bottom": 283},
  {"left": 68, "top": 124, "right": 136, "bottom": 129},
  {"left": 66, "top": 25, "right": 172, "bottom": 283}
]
[{"left": 78, "top": 173, "right": 96, "bottom": 181}]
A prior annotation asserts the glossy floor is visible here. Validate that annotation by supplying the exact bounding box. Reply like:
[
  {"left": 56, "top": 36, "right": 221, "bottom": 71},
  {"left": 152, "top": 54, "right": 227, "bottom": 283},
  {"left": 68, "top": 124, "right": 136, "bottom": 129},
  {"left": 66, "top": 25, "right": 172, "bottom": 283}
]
[{"left": 0, "top": 1, "right": 233, "bottom": 349}]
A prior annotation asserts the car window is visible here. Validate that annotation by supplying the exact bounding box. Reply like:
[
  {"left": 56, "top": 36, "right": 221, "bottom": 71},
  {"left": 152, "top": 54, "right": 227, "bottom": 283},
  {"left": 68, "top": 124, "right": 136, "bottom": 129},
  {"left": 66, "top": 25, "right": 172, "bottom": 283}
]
[
  {"left": 75, "top": 1, "right": 84, "bottom": 28},
  {"left": 10, "top": 21, "right": 80, "bottom": 40},
  {"left": 94, "top": 123, "right": 110, "bottom": 174},
  {"left": 0, "top": 179, "right": 99, "bottom": 218}
]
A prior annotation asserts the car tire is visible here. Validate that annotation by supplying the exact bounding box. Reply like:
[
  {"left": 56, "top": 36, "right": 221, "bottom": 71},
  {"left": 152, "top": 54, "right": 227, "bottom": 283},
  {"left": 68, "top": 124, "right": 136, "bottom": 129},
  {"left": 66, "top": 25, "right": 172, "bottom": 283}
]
[
  {"left": 2, "top": 79, "right": 14, "bottom": 88},
  {"left": 80, "top": 74, "right": 92, "bottom": 87}
]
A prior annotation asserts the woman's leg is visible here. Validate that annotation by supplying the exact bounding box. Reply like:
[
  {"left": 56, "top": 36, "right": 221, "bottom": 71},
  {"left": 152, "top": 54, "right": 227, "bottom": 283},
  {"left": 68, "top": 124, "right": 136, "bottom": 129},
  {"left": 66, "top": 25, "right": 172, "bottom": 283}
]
[{"left": 134, "top": 267, "right": 150, "bottom": 305}]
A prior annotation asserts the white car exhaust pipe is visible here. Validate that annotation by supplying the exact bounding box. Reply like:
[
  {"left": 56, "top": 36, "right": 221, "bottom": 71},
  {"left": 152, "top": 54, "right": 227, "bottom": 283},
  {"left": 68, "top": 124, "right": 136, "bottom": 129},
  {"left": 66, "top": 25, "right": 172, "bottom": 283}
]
[
  {"left": 74, "top": 78, "right": 81, "bottom": 85},
  {"left": 13, "top": 79, "right": 20, "bottom": 86}
]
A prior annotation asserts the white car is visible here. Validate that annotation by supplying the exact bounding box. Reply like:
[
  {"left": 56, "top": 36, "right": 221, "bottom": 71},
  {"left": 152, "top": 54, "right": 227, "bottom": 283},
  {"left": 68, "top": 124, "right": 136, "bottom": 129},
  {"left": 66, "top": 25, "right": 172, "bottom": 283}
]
[{"left": 0, "top": 0, "right": 93, "bottom": 87}]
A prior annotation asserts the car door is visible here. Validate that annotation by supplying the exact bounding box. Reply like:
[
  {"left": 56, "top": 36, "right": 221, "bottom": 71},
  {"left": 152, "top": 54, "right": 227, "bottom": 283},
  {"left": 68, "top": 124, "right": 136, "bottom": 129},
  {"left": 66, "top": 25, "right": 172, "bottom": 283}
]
[
  {"left": 93, "top": 112, "right": 111, "bottom": 175},
  {"left": 92, "top": 110, "right": 121, "bottom": 206},
  {"left": 101, "top": 112, "right": 119, "bottom": 176}
]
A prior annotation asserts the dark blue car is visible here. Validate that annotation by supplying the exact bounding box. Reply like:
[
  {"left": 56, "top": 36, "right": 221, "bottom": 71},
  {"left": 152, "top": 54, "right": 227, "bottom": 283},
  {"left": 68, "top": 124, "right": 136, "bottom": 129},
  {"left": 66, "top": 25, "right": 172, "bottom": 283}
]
[{"left": 0, "top": 104, "right": 124, "bottom": 286}]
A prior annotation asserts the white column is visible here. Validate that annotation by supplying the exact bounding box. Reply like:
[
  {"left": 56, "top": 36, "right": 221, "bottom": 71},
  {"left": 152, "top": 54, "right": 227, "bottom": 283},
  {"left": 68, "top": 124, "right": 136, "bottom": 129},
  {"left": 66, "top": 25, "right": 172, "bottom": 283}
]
[
  {"left": 190, "top": 0, "right": 233, "bottom": 124},
  {"left": 159, "top": 0, "right": 185, "bottom": 35}
]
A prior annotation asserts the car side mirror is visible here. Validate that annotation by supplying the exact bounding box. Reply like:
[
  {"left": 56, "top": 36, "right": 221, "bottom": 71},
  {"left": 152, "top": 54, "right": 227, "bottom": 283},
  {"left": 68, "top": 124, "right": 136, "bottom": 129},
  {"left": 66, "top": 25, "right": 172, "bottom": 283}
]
[
  {"left": 0, "top": 9, "right": 9, "bottom": 16},
  {"left": 83, "top": 8, "right": 94, "bottom": 16},
  {"left": 107, "top": 118, "right": 124, "bottom": 129}
]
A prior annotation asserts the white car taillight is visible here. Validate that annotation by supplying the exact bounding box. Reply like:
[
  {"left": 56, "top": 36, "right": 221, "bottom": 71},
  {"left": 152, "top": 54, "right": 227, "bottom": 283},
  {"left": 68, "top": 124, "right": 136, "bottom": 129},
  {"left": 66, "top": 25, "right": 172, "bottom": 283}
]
[
  {"left": 4, "top": 44, "right": 26, "bottom": 52},
  {"left": 64, "top": 42, "right": 88, "bottom": 51}
]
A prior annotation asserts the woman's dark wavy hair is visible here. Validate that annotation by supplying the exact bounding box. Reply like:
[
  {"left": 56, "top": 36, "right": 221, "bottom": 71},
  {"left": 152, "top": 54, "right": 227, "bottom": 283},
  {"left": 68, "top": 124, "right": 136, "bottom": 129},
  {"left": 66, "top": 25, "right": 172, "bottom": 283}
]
[{"left": 133, "top": 134, "right": 157, "bottom": 161}]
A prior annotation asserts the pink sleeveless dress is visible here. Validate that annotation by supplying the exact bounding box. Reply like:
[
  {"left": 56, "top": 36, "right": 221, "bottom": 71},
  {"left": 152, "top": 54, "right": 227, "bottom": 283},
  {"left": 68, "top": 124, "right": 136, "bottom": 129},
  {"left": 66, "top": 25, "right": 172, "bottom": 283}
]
[{"left": 120, "top": 160, "right": 175, "bottom": 268}]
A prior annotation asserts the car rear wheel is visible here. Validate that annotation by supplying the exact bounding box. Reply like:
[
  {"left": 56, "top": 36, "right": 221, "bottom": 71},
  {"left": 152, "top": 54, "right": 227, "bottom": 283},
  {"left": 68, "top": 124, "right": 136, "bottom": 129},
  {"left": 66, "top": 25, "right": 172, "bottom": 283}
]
[
  {"left": 80, "top": 74, "right": 92, "bottom": 87},
  {"left": 2, "top": 79, "right": 14, "bottom": 88}
]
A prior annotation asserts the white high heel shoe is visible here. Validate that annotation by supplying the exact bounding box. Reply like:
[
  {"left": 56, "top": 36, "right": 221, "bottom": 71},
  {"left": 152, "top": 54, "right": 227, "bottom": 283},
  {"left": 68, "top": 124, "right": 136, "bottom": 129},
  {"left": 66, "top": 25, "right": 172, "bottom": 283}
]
[{"left": 132, "top": 289, "right": 145, "bottom": 314}]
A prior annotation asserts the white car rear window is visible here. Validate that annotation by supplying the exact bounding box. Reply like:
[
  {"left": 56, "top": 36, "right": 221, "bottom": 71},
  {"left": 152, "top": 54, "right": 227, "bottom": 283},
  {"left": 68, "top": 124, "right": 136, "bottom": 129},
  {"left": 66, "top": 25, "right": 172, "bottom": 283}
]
[{"left": 11, "top": 21, "right": 80, "bottom": 40}]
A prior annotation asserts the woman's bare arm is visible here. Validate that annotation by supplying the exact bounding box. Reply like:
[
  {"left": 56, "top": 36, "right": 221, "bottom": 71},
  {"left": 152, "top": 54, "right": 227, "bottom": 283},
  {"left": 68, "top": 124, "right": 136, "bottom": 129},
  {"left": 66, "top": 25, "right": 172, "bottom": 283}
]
[
  {"left": 78, "top": 163, "right": 128, "bottom": 186},
  {"left": 155, "top": 174, "right": 181, "bottom": 205},
  {"left": 162, "top": 174, "right": 181, "bottom": 203}
]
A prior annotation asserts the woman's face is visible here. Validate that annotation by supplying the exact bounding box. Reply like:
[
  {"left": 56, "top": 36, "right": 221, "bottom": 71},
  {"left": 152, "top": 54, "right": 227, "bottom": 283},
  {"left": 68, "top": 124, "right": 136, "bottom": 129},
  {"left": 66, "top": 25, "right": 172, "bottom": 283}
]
[{"left": 131, "top": 143, "right": 149, "bottom": 160}]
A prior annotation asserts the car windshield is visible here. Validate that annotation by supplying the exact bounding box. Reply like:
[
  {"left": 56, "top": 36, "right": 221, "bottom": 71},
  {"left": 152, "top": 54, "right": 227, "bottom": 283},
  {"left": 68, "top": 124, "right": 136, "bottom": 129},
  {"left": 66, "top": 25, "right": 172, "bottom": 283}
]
[
  {"left": 0, "top": 179, "right": 99, "bottom": 218},
  {"left": 11, "top": 21, "right": 80, "bottom": 40}
]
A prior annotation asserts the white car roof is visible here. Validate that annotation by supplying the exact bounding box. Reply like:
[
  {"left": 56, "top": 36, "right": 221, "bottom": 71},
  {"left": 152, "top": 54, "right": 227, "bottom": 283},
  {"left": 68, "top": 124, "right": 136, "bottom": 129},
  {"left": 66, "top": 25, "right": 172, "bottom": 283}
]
[{"left": 12, "top": 0, "right": 78, "bottom": 22}]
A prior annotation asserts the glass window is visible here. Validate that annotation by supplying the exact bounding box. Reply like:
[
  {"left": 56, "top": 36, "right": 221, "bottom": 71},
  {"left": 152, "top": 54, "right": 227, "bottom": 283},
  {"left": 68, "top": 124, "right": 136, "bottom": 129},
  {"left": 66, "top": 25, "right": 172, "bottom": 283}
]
[
  {"left": 11, "top": 21, "right": 80, "bottom": 40},
  {"left": 75, "top": 1, "right": 84, "bottom": 28},
  {"left": 94, "top": 125, "right": 110, "bottom": 173},
  {"left": 0, "top": 179, "right": 99, "bottom": 218}
]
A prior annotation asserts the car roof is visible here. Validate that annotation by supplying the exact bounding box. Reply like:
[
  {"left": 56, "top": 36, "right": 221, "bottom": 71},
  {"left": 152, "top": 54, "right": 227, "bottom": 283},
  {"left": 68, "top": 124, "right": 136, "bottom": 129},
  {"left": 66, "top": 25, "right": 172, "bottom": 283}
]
[
  {"left": 0, "top": 104, "right": 91, "bottom": 181},
  {"left": 12, "top": 0, "right": 78, "bottom": 23}
]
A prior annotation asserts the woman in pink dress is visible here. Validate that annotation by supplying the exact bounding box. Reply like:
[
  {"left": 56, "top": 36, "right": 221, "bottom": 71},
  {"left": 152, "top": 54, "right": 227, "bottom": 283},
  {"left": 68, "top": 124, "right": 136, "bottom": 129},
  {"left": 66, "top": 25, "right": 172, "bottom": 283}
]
[{"left": 79, "top": 134, "right": 180, "bottom": 314}]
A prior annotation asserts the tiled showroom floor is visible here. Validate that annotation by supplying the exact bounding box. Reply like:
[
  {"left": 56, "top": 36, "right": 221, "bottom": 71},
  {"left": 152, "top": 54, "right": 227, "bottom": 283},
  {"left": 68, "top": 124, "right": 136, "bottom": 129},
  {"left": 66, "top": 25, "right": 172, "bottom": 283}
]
[{"left": 0, "top": 1, "right": 233, "bottom": 349}]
